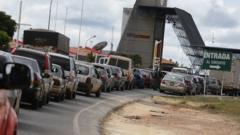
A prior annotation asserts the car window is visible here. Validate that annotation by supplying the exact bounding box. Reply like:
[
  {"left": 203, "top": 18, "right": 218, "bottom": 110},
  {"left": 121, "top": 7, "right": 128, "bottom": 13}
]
[
  {"left": 109, "top": 58, "right": 117, "bottom": 66},
  {"left": 164, "top": 73, "right": 184, "bottom": 82},
  {"left": 51, "top": 55, "right": 70, "bottom": 71},
  {"left": 77, "top": 65, "right": 89, "bottom": 75},
  {"left": 12, "top": 56, "right": 40, "bottom": 73},
  {"left": 15, "top": 50, "right": 47, "bottom": 73},
  {"left": 117, "top": 59, "right": 129, "bottom": 70}
]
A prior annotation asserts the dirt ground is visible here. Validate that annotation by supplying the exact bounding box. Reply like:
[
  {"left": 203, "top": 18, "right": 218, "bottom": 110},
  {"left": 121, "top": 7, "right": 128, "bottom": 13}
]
[{"left": 102, "top": 100, "right": 240, "bottom": 135}]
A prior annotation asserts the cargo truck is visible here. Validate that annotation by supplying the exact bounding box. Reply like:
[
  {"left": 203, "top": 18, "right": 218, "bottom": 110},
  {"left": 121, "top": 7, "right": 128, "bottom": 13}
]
[
  {"left": 209, "top": 59, "right": 240, "bottom": 96},
  {"left": 23, "top": 29, "right": 70, "bottom": 55}
]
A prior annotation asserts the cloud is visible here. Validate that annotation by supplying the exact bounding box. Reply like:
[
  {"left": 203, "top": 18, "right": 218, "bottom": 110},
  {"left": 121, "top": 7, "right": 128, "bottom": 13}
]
[{"left": 202, "top": 1, "right": 238, "bottom": 28}]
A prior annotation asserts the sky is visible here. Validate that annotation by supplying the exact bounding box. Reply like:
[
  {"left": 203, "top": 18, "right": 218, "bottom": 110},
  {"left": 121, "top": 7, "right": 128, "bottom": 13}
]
[{"left": 1, "top": 0, "right": 240, "bottom": 67}]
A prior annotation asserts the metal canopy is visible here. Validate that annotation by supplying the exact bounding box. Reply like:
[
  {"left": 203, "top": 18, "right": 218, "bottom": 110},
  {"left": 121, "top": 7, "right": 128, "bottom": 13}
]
[{"left": 138, "top": 6, "right": 205, "bottom": 66}]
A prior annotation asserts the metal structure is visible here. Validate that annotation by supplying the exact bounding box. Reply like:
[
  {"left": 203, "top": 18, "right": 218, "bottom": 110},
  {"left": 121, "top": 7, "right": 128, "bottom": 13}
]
[{"left": 117, "top": 0, "right": 205, "bottom": 68}]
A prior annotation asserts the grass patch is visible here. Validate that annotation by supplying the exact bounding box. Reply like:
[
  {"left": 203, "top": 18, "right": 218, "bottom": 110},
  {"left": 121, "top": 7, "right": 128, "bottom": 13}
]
[{"left": 153, "top": 96, "right": 240, "bottom": 122}]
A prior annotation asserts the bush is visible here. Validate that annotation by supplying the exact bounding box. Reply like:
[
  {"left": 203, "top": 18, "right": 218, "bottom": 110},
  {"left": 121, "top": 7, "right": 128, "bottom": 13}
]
[{"left": 0, "top": 30, "right": 10, "bottom": 51}]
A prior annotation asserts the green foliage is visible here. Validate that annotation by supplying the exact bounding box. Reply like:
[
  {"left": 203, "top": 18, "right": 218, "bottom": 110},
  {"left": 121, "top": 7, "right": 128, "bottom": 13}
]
[
  {"left": 87, "top": 53, "right": 95, "bottom": 62},
  {"left": 0, "top": 30, "right": 10, "bottom": 51},
  {"left": 0, "top": 11, "right": 16, "bottom": 37}
]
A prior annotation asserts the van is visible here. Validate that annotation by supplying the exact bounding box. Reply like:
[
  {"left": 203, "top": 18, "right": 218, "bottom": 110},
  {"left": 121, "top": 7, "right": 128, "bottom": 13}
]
[{"left": 98, "top": 55, "right": 134, "bottom": 89}]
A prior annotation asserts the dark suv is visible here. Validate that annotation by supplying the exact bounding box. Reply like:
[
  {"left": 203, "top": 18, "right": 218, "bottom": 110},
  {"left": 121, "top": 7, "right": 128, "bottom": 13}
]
[
  {"left": 13, "top": 48, "right": 53, "bottom": 105},
  {"left": 12, "top": 55, "right": 44, "bottom": 109}
]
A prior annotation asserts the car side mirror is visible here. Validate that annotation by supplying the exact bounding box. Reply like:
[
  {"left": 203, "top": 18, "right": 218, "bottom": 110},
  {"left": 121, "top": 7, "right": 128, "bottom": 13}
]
[
  {"left": 52, "top": 67, "right": 58, "bottom": 73},
  {"left": 0, "top": 63, "right": 32, "bottom": 89},
  {"left": 77, "top": 70, "right": 82, "bottom": 74}
]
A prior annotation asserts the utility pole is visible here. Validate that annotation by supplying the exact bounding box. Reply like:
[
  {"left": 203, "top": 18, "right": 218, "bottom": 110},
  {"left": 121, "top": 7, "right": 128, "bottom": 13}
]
[
  {"left": 54, "top": 0, "right": 59, "bottom": 31},
  {"left": 16, "top": 0, "right": 22, "bottom": 47},
  {"left": 48, "top": 0, "right": 54, "bottom": 30},
  {"left": 64, "top": 7, "right": 68, "bottom": 35},
  {"left": 110, "top": 27, "right": 114, "bottom": 52},
  {"left": 77, "top": 0, "right": 85, "bottom": 60}
]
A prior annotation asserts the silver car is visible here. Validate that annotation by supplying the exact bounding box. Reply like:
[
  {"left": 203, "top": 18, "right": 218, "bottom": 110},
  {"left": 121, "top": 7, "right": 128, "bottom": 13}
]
[{"left": 160, "top": 72, "right": 187, "bottom": 95}]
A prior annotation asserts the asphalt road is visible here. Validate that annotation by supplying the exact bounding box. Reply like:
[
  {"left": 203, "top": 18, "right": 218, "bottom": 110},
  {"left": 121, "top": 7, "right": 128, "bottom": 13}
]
[{"left": 18, "top": 89, "right": 161, "bottom": 135}]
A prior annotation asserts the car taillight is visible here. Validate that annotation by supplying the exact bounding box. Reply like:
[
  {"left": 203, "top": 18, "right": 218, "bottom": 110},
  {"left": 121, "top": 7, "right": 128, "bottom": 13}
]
[
  {"left": 44, "top": 53, "right": 49, "bottom": 71},
  {"left": 161, "top": 80, "right": 166, "bottom": 84},
  {"left": 33, "top": 74, "right": 40, "bottom": 87}
]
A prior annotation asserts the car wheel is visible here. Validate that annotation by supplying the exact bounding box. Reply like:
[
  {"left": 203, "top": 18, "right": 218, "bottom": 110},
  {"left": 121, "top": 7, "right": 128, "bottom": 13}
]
[
  {"left": 32, "top": 99, "right": 39, "bottom": 110},
  {"left": 95, "top": 90, "right": 101, "bottom": 97},
  {"left": 107, "top": 86, "right": 111, "bottom": 93},
  {"left": 61, "top": 93, "right": 65, "bottom": 101},
  {"left": 72, "top": 92, "right": 76, "bottom": 99},
  {"left": 55, "top": 95, "right": 61, "bottom": 102}
]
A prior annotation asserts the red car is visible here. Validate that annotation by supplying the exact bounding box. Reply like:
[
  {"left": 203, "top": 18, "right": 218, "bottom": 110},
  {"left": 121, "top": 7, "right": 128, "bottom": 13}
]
[{"left": 0, "top": 90, "right": 17, "bottom": 135}]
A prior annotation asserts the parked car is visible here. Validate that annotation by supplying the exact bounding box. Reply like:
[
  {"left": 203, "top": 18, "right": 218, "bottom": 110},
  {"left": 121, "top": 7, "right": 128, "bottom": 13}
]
[
  {"left": 206, "top": 77, "right": 221, "bottom": 95},
  {"left": 0, "top": 51, "right": 26, "bottom": 114},
  {"left": 13, "top": 48, "right": 53, "bottom": 105},
  {"left": 133, "top": 68, "right": 145, "bottom": 89},
  {"left": 97, "top": 55, "right": 134, "bottom": 90},
  {"left": 0, "top": 54, "right": 32, "bottom": 135},
  {"left": 50, "top": 53, "right": 77, "bottom": 99},
  {"left": 109, "top": 66, "right": 125, "bottom": 90},
  {"left": 160, "top": 72, "right": 187, "bottom": 95},
  {"left": 92, "top": 63, "right": 113, "bottom": 92},
  {"left": 51, "top": 64, "right": 66, "bottom": 102},
  {"left": 193, "top": 75, "right": 204, "bottom": 94},
  {"left": 135, "top": 69, "right": 153, "bottom": 88},
  {"left": 76, "top": 62, "right": 102, "bottom": 97},
  {"left": 182, "top": 74, "right": 197, "bottom": 95},
  {"left": 12, "top": 55, "right": 44, "bottom": 109}
]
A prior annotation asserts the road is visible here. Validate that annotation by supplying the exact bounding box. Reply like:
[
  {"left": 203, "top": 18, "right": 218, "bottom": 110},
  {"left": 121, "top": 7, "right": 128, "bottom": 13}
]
[{"left": 18, "top": 89, "right": 161, "bottom": 135}]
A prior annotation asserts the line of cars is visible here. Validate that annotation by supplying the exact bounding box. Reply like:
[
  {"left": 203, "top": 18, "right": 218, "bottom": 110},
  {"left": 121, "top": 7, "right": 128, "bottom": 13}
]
[
  {"left": 0, "top": 47, "right": 156, "bottom": 135},
  {"left": 160, "top": 67, "right": 222, "bottom": 95}
]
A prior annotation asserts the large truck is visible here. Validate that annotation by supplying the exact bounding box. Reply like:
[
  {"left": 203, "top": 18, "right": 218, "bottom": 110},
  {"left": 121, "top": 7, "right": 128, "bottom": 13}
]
[
  {"left": 23, "top": 29, "right": 70, "bottom": 55},
  {"left": 209, "top": 59, "right": 240, "bottom": 95}
]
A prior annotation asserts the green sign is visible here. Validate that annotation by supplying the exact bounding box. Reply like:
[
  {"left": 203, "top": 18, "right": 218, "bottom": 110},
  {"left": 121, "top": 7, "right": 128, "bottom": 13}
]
[{"left": 202, "top": 48, "right": 232, "bottom": 71}]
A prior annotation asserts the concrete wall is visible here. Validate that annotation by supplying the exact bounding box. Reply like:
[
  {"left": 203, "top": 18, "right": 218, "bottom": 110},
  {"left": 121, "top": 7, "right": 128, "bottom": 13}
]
[{"left": 117, "top": 0, "right": 167, "bottom": 68}]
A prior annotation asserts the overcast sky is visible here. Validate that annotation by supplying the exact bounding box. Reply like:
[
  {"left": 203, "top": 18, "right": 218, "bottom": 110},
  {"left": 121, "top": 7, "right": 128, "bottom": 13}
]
[{"left": 1, "top": 0, "right": 240, "bottom": 66}]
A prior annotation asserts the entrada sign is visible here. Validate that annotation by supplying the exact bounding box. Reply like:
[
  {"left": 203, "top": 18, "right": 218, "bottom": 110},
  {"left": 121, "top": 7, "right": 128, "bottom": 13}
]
[{"left": 202, "top": 48, "right": 232, "bottom": 71}]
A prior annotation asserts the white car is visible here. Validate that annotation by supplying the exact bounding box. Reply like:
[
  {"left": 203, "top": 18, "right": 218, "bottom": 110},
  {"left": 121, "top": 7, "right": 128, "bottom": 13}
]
[
  {"left": 75, "top": 62, "right": 102, "bottom": 97},
  {"left": 92, "top": 63, "right": 114, "bottom": 92}
]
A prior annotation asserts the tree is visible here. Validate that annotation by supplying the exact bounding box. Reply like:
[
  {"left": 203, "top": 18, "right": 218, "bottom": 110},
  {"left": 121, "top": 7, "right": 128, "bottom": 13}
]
[
  {"left": 0, "top": 30, "right": 10, "bottom": 51},
  {"left": 87, "top": 53, "right": 95, "bottom": 62},
  {"left": 0, "top": 11, "right": 16, "bottom": 38}
]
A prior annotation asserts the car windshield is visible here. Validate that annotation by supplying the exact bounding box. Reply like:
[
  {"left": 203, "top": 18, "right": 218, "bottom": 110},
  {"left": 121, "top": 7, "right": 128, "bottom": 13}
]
[
  {"left": 51, "top": 55, "right": 70, "bottom": 71},
  {"left": 164, "top": 73, "right": 184, "bottom": 82}
]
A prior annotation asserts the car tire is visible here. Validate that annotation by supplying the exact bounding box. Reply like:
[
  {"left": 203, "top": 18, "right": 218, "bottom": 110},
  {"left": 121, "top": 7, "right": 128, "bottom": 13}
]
[
  {"left": 107, "top": 86, "right": 111, "bottom": 93},
  {"left": 55, "top": 95, "right": 61, "bottom": 102},
  {"left": 32, "top": 99, "right": 39, "bottom": 110},
  {"left": 72, "top": 92, "right": 76, "bottom": 99},
  {"left": 86, "top": 79, "right": 92, "bottom": 96},
  {"left": 61, "top": 93, "right": 65, "bottom": 101},
  {"left": 95, "top": 90, "right": 101, "bottom": 97}
]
